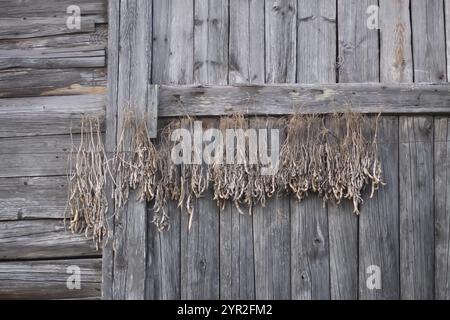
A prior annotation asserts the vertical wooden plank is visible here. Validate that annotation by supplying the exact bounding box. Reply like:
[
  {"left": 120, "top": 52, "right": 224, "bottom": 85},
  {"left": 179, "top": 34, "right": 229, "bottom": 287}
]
[
  {"left": 338, "top": 0, "right": 379, "bottom": 82},
  {"left": 297, "top": 0, "right": 336, "bottom": 83},
  {"left": 113, "top": 0, "right": 152, "bottom": 300},
  {"left": 411, "top": 0, "right": 447, "bottom": 82},
  {"left": 435, "top": 0, "right": 450, "bottom": 300},
  {"left": 221, "top": 0, "right": 262, "bottom": 300},
  {"left": 179, "top": 0, "right": 228, "bottom": 300},
  {"left": 435, "top": 117, "right": 450, "bottom": 300},
  {"left": 379, "top": 0, "right": 413, "bottom": 83},
  {"left": 446, "top": 0, "right": 450, "bottom": 80},
  {"left": 358, "top": 117, "right": 400, "bottom": 300},
  {"left": 400, "top": 117, "right": 434, "bottom": 300},
  {"left": 229, "top": 0, "right": 265, "bottom": 84},
  {"left": 194, "top": 0, "right": 229, "bottom": 84},
  {"left": 251, "top": 0, "right": 296, "bottom": 300},
  {"left": 147, "top": 0, "right": 195, "bottom": 300},
  {"left": 292, "top": 0, "right": 335, "bottom": 300},
  {"left": 102, "top": 0, "right": 120, "bottom": 300},
  {"left": 358, "top": 0, "right": 404, "bottom": 300},
  {"left": 265, "top": 0, "right": 297, "bottom": 83}
]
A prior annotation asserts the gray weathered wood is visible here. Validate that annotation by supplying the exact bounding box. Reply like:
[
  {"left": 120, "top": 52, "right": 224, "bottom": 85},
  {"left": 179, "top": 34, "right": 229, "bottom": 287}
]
[
  {"left": 0, "top": 220, "right": 99, "bottom": 260},
  {"left": 411, "top": 0, "right": 447, "bottom": 82},
  {"left": 358, "top": 117, "right": 400, "bottom": 300},
  {"left": 0, "top": 17, "right": 96, "bottom": 40},
  {"left": 0, "top": 134, "right": 82, "bottom": 178},
  {"left": 292, "top": 0, "right": 335, "bottom": 300},
  {"left": 181, "top": 0, "right": 223, "bottom": 300},
  {"left": 102, "top": 0, "right": 120, "bottom": 300},
  {"left": 400, "top": 116, "right": 434, "bottom": 300},
  {"left": 253, "top": 118, "right": 291, "bottom": 300},
  {"left": 379, "top": 0, "right": 413, "bottom": 83},
  {"left": 155, "top": 83, "right": 450, "bottom": 117},
  {"left": 0, "top": 67, "right": 106, "bottom": 98},
  {"left": 0, "top": 258, "right": 101, "bottom": 300},
  {"left": 194, "top": 0, "right": 228, "bottom": 85},
  {"left": 0, "top": 0, "right": 106, "bottom": 20},
  {"left": 328, "top": 202, "right": 358, "bottom": 299},
  {"left": 0, "top": 94, "right": 105, "bottom": 138},
  {"left": 0, "top": 176, "right": 68, "bottom": 221},
  {"left": 111, "top": 0, "right": 152, "bottom": 300},
  {"left": 291, "top": 195, "right": 330, "bottom": 300},
  {"left": 338, "top": 0, "right": 379, "bottom": 82},
  {"left": 447, "top": 0, "right": 450, "bottom": 81},
  {"left": 229, "top": 0, "right": 265, "bottom": 84},
  {"left": 0, "top": 46, "right": 105, "bottom": 70},
  {"left": 220, "top": 0, "right": 262, "bottom": 300},
  {"left": 297, "top": 0, "right": 336, "bottom": 83},
  {"left": 265, "top": 0, "right": 297, "bottom": 83},
  {"left": 435, "top": 117, "right": 450, "bottom": 300},
  {"left": 148, "top": 85, "right": 159, "bottom": 138},
  {"left": 0, "top": 24, "right": 108, "bottom": 51}
]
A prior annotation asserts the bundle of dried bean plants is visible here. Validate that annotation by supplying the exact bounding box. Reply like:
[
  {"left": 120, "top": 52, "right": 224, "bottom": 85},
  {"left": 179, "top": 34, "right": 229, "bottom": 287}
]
[
  {"left": 68, "top": 111, "right": 384, "bottom": 245},
  {"left": 66, "top": 116, "right": 107, "bottom": 249}
]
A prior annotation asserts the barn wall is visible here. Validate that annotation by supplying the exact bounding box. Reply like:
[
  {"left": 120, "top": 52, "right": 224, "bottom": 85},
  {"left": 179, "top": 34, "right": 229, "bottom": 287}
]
[
  {"left": 105, "top": 0, "right": 450, "bottom": 300},
  {"left": 0, "top": 0, "right": 107, "bottom": 299}
]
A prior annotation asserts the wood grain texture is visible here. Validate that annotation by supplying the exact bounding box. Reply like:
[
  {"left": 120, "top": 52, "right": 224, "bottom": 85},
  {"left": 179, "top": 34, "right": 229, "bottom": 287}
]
[
  {"left": 0, "top": 46, "right": 105, "bottom": 70},
  {"left": 338, "top": 0, "right": 379, "bottom": 82},
  {"left": 0, "top": 258, "right": 102, "bottom": 300},
  {"left": 291, "top": 195, "right": 329, "bottom": 300},
  {"left": 0, "top": 134, "right": 80, "bottom": 178},
  {"left": 293, "top": 0, "right": 335, "bottom": 300},
  {"left": 435, "top": 117, "right": 450, "bottom": 300},
  {"left": 446, "top": 0, "right": 450, "bottom": 81},
  {"left": 220, "top": 0, "right": 262, "bottom": 300},
  {"left": 379, "top": 0, "right": 413, "bottom": 83},
  {"left": 0, "top": 94, "right": 105, "bottom": 138},
  {"left": 0, "top": 220, "right": 99, "bottom": 260},
  {"left": 0, "top": 67, "right": 106, "bottom": 98},
  {"left": 265, "top": 0, "right": 297, "bottom": 83},
  {"left": 229, "top": 0, "right": 265, "bottom": 84},
  {"left": 411, "top": 0, "right": 447, "bottom": 82},
  {"left": 111, "top": 0, "right": 152, "bottom": 300},
  {"left": 102, "top": 0, "right": 120, "bottom": 300},
  {"left": 0, "top": 176, "right": 68, "bottom": 221},
  {"left": 194, "top": 0, "right": 229, "bottom": 85},
  {"left": 399, "top": 116, "right": 434, "bottom": 300},
  {"left": 180, "top": 0, "right": 224, "bottom": 300},
  {"left": 358, "top": 117, "right": 400, "bottom": 300},
  {"left": 156, "top": 83, "right": 450, "bottom": 117},
  {"left": 297, "top": 0, "right": 336, "bottom": 83}
]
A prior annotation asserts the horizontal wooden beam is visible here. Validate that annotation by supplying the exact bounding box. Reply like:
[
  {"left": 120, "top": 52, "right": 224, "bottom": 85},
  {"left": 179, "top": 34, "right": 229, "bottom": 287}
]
[{"left": 156, "top": 83, "right": 450, "bottom": 117}]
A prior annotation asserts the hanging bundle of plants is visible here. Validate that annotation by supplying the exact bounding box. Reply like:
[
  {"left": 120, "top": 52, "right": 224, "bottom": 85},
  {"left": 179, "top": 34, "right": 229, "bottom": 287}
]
[
  {"left": 66, "top": 116, "right": 107, "bottom": 249},
  {"left": 67, "top": 111, "right": 385, "bottom": 244}
]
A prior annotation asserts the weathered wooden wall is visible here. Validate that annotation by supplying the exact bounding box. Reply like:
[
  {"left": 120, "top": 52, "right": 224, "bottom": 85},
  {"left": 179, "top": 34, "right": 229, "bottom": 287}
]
[
  {"left": 0, "top": 0, "right": 107, "bottom": 299},
  {"left": 104, "top": 0, "right": 450, "bottom": 300}
]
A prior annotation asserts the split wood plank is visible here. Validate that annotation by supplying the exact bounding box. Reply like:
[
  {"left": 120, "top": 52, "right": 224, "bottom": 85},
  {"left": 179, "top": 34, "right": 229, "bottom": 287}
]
[
  {"left": 0, "top": 258, "right": 101, "bottom": 300},
  {"left": 0, "top": 176, "right": 68, "bottom": 221},
  {"left": 291, "top": 0, "right": 335, "bottom": 300},
  {"left": 0, "top": 220, "right": 99, "bottom": 260},
  {"left": 155, "top": 83, "right": 450, "bottom": 117}
]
